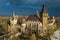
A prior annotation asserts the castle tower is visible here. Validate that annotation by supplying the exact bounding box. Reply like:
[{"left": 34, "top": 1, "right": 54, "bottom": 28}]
[
  {"left": 52, "top": 16, "right": 57, "bottom": 30},
  {"left": 13, "top": 11, "right": 15, "bottom": 17},
  {"left": 36, "top": 10, "right": 39, "bottom": 14},
  {"left": 41, "top": 5, "right": 48, "bottom": 36},
  {"left": 52, "top": 16, "right": 55, "bottom": 24},
  {"left": 10, "top": 11, "right": 18, "bottom": 26},
  {"left": 36, "top": 10, "right": 40, "bottom": 18},
  {"left": 41, "top": 5, "right": 48, "bottom": 27}
]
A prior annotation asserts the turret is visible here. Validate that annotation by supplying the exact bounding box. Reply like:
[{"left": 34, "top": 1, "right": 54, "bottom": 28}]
[
  {"left": 52, "top": 16, "right": 55, "bottom": 24},
  {"left": 10, "top": 12, "right": 18, "bottom": 26},
  {"left": 41, "top": 5, "right": 48, "bottom": 26},
  {"left": 36, "top": 10, "right": 40, "bottom": 18},
  {"left": 40, "top": 5, "right": 48, "bottom": 36},
  {"left": 13, "top": 11, "right": 15, "bottom": 17}
]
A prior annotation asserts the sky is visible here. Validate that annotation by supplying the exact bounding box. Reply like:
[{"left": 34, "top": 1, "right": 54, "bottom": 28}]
[{"left": 0, "top": 0, "right": 60, "bottom": 17}]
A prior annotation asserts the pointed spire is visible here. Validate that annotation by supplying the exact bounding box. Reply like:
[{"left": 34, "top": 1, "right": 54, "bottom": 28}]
[
  {"left": 36, "top": 10, "right": 39, "bottom": 14},
  {"left": 53, "top": 16, "right": 55, "bottom": 19},
  {"left": 13, "top": 11, "right": 15, "bottom": 17},
  {"left": 52, "top": 16, "right": 55, "bottom": 24},
  {"left": 36, "top": 10, "right": 40, "bottom": 18},
  {"left": 41, "top": 4, "right": 48, "bottom": 14}
]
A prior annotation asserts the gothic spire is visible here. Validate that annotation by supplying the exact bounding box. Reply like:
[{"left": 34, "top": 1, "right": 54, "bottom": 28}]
[
  {"left": 40, "top": 4, "right": 48, "bottom": 14},
  {"left": 36, "top": 10, "right": 39, "bottom": 14},
  {"left": 36, "top": 10, "right": 40, "bottom": 18},
  {"left": 13, "top": 11, "right": 15, "bottom": 17}
]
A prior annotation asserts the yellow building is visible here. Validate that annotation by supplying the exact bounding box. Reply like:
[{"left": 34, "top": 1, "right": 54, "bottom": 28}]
[{"left": 6, "top": 5, "right": 57, "bottom": 40}]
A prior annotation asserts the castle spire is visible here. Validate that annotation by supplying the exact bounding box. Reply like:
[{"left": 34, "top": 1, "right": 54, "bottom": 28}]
[
  {"left": 41, "top": 4, "right": 48, "bottom": 14},
  {"left": 36, "top": 10, "right": 39, "bottom": 14},
  {"left": 36, "top": 10, "right": 40, "bottom": 18},
  {"left": 13, "top": 11, "right": 15, "bottom": 17}
]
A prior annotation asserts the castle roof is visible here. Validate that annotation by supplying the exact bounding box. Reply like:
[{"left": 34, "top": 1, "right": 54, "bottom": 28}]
[
  {"left": 40, "top": 5, "right": 48, "bottom": 14},
  {"left": 26, "top": 15, "right": 40, "bottom": 21}
]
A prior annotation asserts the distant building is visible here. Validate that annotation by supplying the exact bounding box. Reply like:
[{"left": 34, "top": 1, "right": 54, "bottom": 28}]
[{"left": 5, "top": 5, "right": 57, "bottom": 40}]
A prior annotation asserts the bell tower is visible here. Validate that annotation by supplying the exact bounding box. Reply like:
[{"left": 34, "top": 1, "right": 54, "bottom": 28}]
[
  {"left": 42, "top": 5, "right": 48, "bottom": 26},
  {"left": 40, "top": 5, "right": 48, "bottom": 36}
]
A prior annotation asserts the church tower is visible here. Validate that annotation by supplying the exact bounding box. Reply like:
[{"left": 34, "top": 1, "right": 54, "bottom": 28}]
[
  {"left": 40, "top": 5, "right": 48, "bottom": 36},
  {"left": 41, "top": 5, "right": 48, "bottom": 26}
]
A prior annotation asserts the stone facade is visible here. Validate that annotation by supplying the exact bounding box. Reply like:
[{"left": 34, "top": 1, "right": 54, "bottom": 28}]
[{"left": 5, "top": 5, "right": 57, "bottom": 40}]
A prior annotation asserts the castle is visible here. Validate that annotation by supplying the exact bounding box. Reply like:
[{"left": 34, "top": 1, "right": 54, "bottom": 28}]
[{"left": 4, "top": 5, "right": 57, "bottom": 40}]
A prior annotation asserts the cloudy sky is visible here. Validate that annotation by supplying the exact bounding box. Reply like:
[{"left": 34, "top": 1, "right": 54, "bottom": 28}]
[{"left": 0, "top": 0, "right": 60, "bottom": 17}]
